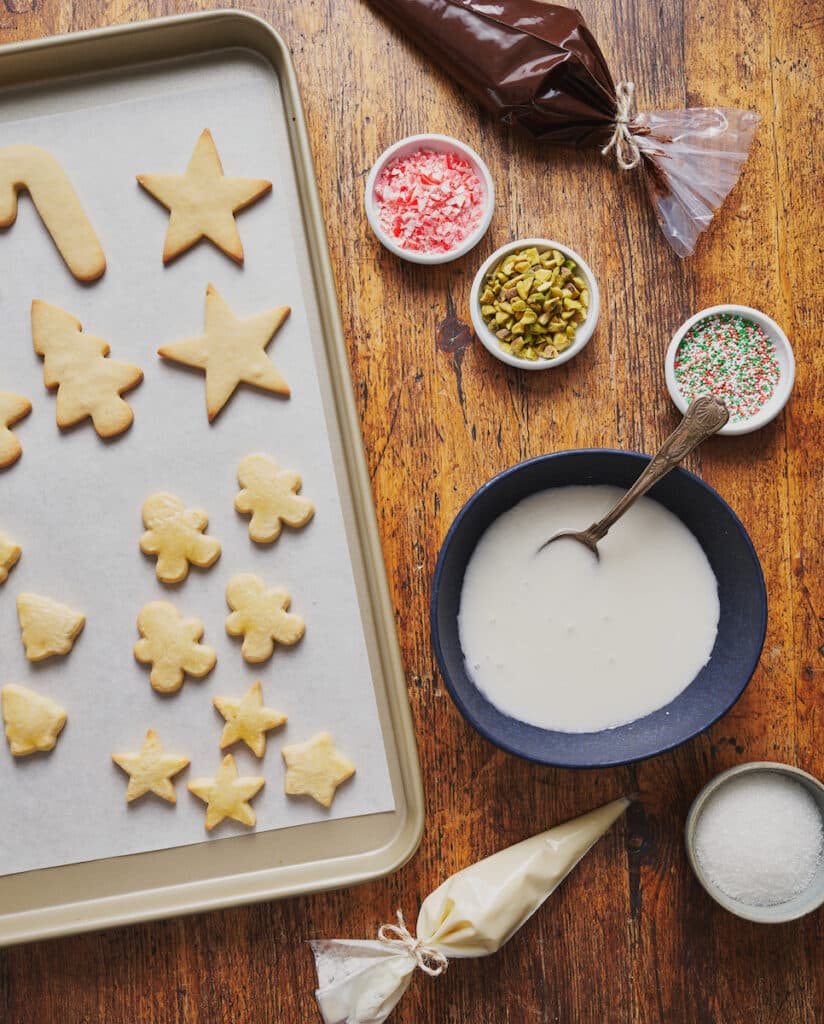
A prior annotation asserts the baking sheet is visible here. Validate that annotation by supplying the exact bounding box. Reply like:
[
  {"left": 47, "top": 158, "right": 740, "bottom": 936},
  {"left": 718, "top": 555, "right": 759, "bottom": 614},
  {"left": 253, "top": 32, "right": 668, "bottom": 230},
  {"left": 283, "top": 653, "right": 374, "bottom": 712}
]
[{"left": 0, "top": 52, "right": 395, "bottom": 877}]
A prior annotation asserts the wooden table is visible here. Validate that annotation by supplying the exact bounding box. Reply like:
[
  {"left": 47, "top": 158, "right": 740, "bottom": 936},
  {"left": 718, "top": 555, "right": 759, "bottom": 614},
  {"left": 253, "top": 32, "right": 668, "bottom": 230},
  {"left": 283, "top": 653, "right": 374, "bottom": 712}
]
[{"left": 3, "top": 1, "right": 822, "bottom": 1021}]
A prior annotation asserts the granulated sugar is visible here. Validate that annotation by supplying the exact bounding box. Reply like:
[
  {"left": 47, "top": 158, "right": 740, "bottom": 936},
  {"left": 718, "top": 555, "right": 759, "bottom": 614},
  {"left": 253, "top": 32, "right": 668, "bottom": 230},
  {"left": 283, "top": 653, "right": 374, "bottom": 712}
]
[{"left": 694, "top": 772, "right": 824, "bottom": 906}]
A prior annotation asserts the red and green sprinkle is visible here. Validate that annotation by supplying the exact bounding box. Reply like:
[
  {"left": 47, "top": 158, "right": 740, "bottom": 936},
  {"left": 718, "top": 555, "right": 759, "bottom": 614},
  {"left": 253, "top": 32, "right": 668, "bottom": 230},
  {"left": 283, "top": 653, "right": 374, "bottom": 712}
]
[{"left": 673, "top": 314, "right": 781, "bottom": 422}]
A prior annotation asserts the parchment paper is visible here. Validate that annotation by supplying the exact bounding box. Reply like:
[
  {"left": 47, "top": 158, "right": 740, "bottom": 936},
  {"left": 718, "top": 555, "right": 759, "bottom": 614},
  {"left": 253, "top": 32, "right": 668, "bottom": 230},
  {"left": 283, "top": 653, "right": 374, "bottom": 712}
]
[{"left": 0, "top": 53, "right": 395, "bottom": 876}]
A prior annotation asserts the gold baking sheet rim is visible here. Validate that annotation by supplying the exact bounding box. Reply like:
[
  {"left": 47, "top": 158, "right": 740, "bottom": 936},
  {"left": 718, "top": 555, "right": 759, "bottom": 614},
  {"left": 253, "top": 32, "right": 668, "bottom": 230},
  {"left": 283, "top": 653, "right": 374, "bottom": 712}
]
[{"left": 0, "top": 9, "right": 424, "bottom": 947}]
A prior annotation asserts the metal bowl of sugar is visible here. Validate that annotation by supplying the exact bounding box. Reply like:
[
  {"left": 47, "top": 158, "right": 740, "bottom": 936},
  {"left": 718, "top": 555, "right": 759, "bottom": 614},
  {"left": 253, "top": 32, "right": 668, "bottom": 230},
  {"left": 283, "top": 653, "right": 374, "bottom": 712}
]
[{"left": 685, "top": 762, "right": 824, "bottom": 923}]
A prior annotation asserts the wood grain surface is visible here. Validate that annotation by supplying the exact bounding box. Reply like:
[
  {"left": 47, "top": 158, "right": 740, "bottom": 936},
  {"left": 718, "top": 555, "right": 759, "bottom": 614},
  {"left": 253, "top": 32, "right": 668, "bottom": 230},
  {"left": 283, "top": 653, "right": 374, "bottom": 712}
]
[{"left": 2, "top": 1, "right": 823, "bottom": 1021}]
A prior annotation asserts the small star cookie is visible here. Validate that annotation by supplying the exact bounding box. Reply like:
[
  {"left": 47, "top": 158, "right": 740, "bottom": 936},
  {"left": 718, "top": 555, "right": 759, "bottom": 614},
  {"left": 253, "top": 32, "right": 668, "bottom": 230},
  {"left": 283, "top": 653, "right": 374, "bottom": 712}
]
[
  {"left": 134, "top": 600, "right": 217, "bottom": 693},
  {"left": 235, "top": 453, "right": 315, "bottom": 544},
  {"left": 140, "top": 492, "right": 221, "bottom": 584},
  {"left": 112, "top": 729, "right": 190, "bottom": 803},
  {"left": 137, "top": 128, "right": 272, "bottom": 265},
  {"left": 282, "top": 731, "right": 355, "bottom": 808},
  {"left": 188, "top": 753, "right": 265, "bottom": 831},
  {"left": 31, "top": 300, "right": 143, "bottom": 438},
  {"left": 213, "top": 681, "right": 287, "bottom": 758},
  {"left": 158, "top": 284, "right": 290, "bottom": 422},
  {"left": 2, "top": 683, "right": 67, "bottom": 757},
  {"left": 0, "top": 531, "right": 21, "bottom": 585},
  {"left": 17, "top": 592, "right": 85, "bottom": 661},
  {"left": 225, "top": 573, "right": 305, "bottom": 663},
  {"left": 0, "top": 391, "right": 32, "bottom": 469}
]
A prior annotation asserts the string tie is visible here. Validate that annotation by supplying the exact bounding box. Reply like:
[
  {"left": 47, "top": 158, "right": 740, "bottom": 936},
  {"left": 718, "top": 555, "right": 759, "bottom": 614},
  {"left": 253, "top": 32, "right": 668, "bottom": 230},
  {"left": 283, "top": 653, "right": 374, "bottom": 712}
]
[
  {"left": 377, "top": 910, "right": 449, "bottom": 977},
  {"left": 601, "top": 81, "right": 641, "bottom": 170}
]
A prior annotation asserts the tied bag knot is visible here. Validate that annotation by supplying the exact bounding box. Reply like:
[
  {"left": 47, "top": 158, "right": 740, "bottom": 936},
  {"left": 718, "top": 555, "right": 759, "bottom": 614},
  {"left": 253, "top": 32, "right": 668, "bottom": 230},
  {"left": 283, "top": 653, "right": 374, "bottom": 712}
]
[
  {"left": 377, "top": 910, "right": 449, "bottom": 977},
  {"left": 601, "top": 81, "right": 641, "bottom": 171}
]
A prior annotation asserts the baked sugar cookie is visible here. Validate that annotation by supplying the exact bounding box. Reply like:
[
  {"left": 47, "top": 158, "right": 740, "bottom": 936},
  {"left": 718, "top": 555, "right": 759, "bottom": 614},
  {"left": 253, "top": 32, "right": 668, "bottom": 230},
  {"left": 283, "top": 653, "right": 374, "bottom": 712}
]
[
  {"left": 112, "top": 729, "right": 190, "bottom": 803},
  {"left": 188, "top": 753, "right": 264, "bottom": 831},
  {"left": 0, "top": 532, "right": 21, "bottom": 585},
  {"left": 134, "top": 600, "right": 217, "bottom": 693},
  {"left": 158, "top": 284, "right": 290, "bottom": 422},
  {"left": 0, "top": 391, "right": 32, "bottom": 469},
  {"left": 31, "top": 300, "right": 143, "bottom": 438},
  {"left": 282, "top": 731, "right": 355, "bottom": 808},
  {"left": 17, "top": 592, "right": 85, "bottom": 661},
  {"left": 140, "top": 493, "right": 221, "bottom": 584},
  {"left": 2, "top": 683, "right": 67, "bottom": 756},
  {"left": 137, "top": 129, "right": 271, "bottom": 265},
  {"left": 235, "top": 453, "right": 315, "bottom": 544},
  {"left": 213, "top": 681, "right": 287, "bottom": 758},
  {"left": 0, "top": 144, "right": 106, "bottom": 282},
  {"left": 225, "top": 573, "right": 305, "bottom": 663}
]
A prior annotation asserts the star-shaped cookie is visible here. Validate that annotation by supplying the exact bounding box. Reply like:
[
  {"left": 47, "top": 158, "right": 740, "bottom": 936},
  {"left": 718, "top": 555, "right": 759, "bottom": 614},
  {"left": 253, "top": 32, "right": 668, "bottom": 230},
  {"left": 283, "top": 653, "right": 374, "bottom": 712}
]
[
  {"left": 188, "top": 753, "right": 265, "bottom": 831},
  {"left": 0, "top": 391, "right": 32, "bottom": 469},
  {"left": 2, "top": 683, "right": 67, "bottom": 757},
  {"left": 0, "top": 531, "right": 21, "bottom": 585},
  {"left": 137, "top": 128, "right": 271, "bottom": 265},
  {"left": 235, "top": 452, "right": 315, "bottom": 544},
  {"left": 158, "top": 285, "right": 291, "bottom": 422},
  {"left": 225, "top": 573, "right": 305, "bottom": 663},
  {"left": 213, "top": 681, "right": 287, "bottom": 758},
  {"left": 17, "top": 592, "right": 85, "bottom": 661},
  {"left": 112, "top": 729, "right": 190, "bottom": 804},
  {"left": 282, "top": 731, "right": 356, "bottom": 808}
]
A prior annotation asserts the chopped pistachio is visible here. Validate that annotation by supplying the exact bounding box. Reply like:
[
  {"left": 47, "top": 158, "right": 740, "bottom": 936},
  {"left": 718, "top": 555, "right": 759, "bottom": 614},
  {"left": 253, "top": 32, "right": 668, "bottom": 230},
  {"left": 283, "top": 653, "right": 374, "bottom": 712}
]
[{"left": 479, "top": 246, "right": 588, "bottom": 361}]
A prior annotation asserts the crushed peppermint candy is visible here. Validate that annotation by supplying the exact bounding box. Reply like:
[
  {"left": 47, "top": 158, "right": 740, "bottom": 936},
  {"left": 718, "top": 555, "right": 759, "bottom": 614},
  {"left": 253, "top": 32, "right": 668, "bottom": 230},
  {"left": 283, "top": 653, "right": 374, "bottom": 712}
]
[
  {"left": 373, "top": 148, "right": 485, "bottom": 254},
  {"left": 674, "top": 313, "right": 781, "bottom": 422}
]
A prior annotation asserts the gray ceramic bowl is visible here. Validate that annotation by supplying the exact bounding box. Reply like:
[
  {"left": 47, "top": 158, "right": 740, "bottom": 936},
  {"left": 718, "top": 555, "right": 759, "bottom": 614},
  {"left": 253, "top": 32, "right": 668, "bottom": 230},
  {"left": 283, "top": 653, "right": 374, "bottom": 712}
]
[{"left": 685, "top": 762, "right": 824, "bottom": 923}]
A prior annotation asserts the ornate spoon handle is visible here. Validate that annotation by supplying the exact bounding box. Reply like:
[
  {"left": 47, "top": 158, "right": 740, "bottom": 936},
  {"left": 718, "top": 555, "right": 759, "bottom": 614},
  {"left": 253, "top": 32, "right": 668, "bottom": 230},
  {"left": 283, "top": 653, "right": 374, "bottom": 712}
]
[{"left": 582, "top": 395, "right": 729, "bottom": 545}]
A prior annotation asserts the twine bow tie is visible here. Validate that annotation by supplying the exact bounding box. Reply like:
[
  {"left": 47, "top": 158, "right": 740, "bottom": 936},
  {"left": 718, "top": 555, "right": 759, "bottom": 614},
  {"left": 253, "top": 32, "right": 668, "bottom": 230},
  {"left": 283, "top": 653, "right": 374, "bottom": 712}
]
[
  {"left": 378, "top": 910, "right": 449, "bottom": 977},
  {"left": 601, "top": 81, "right": 642, "bottom": 171}
]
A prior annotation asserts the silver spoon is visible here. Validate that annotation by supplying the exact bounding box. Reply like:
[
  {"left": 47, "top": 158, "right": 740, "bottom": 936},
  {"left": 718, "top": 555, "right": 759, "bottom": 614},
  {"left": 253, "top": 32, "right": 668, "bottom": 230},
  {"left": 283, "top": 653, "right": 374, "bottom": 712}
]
[{"left": 537, "top": 394, "right": 730, "bottom": 559}]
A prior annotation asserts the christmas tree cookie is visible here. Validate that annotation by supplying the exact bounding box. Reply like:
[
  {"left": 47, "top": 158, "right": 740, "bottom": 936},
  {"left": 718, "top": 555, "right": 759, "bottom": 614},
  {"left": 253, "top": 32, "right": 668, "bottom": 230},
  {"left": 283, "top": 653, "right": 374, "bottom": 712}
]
[
  {"left": 2, "top": 683, "right": 67, "bottom": 756},
  {"left": 31, "top": 301, "right": 143, "bottom": 437},
  {"left": 0, "top": 531, "right": 21, "bottom": 585},
  {"left": 17, "top": 592, "right": 85, "bottom": 661},
  {"left": 0, "top": 391, "right": 32, "bottom": 469}
]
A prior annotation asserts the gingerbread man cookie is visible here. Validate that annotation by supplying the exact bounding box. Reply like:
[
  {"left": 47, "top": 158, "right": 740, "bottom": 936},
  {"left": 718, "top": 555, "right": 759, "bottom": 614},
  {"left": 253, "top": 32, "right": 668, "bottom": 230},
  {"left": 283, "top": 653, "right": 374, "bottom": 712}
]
[
  {"left": 225, "top": 573, "right": 305, "bottom": 663},
  {"left": 0, "top": 391, "right": 32, "bottom": 469},
  {"left": 134, "top": 601, "right": 217, "bottom": 693},
  {"left": 139, "top": 493, "right": 221, "bottom": 584},
  {"left": 235, "top": 453, "right": 315, "bottom": 544}
]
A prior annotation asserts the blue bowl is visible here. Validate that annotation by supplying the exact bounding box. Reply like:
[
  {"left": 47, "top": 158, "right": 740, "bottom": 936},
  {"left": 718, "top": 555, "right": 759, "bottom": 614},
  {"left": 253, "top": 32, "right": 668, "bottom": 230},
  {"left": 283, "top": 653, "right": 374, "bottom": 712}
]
[{"left": 430, "top": 450, "right": 767, "bottom": 768}]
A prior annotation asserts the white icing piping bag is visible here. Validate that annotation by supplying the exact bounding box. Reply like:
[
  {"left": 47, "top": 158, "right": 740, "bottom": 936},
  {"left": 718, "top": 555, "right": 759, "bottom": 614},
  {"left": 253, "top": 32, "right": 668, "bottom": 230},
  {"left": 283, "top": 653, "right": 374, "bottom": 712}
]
[{"left": 310, "top": 796, "right": 630, "bottom": 1024}]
